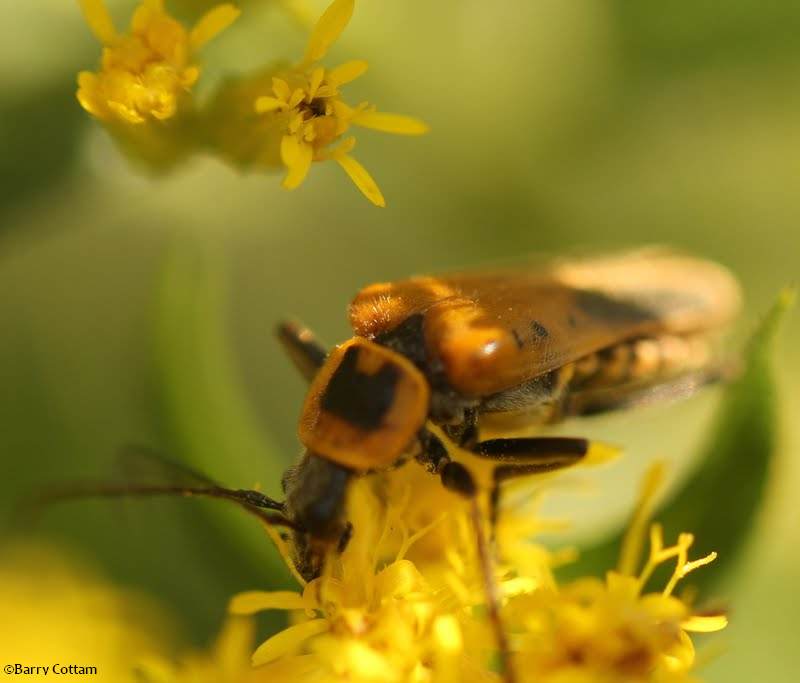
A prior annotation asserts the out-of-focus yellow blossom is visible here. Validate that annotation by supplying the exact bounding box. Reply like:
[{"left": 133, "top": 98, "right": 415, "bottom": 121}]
[
  {"left": 0, "top": 543, "right": 170, "bottom": 683},
  {"left": 74, "top": 0, "right": 426, "bottom": 200},
  {"left": 229, "top": 479, "right": 491, "bottom": 682},
  {"left": 179, "top": 0, "right": 313, "bottom": 28},
  {"left": 135, "top": 617, "right": 267, "bottom": 683},
  {"left": 251, "top": 0, "right": 428, "bottom": 206},
  {"left": 77, "top": 0, "right": 239, "bottom": 125},
  {"left": 504, "top": 463, "right": 728, "bottom": 683},
  {"left": 506, "top": 524, "right": 727, "bottom": 683}
]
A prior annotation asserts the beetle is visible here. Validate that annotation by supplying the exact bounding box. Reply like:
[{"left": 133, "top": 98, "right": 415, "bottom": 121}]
[
  {"left": 34, "top": 248, "right": 739, "bottom": 683},
  {"left": 275, "top": 248, "right": 740, "bottom": 578},
  {"left": 37, "top": 249, "right": 740, "bottom": 572}
]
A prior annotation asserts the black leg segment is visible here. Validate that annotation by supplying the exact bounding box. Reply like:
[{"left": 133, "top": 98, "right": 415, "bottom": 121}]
[
  {"left": 276, "top": 319, "right": 328, "bottom": 382},
  {"left": 476, "top": 438, "right": 590, "bottom": 528},
  {"left": 476, "top": 436, "right": 589, "bottom": 462}
]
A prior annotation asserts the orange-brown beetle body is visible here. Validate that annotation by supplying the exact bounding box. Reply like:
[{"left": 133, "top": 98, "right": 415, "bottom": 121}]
[{"left": 280, "top": 249, "right": 740, "bottom": 577}]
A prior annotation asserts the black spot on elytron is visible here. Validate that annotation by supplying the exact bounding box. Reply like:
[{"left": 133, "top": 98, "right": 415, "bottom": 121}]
[
  {"left": 320, "top": 346, "right": 400, "bottom": 431},
  {"left": 530, "top": 320, "right": 549, "bottom": 339},
  {"left": 511, "top": 328, "right": 524, "bottom": 349},
  {"left": 567, "top": 313, "right": 578, "bottom": 328},
  {"left": 575, "top": 289, "right": 657, "bottom": 324}
]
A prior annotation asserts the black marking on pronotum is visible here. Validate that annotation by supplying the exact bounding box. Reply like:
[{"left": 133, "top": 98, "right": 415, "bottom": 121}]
[
  {"left": 575, "top": 289, "right": 657, "bottom": 324},
  {"left": 511, "top": 328, "right": 524, "bottom": 349},
  {"left": 320, "top": 346, "right": 400, "bottom": 431},
  {"left": 476, "top": 437, "right": 589, "bottom": 460},
  {"left": 530, "top": 320, "right": 549, "bottom": 339}
]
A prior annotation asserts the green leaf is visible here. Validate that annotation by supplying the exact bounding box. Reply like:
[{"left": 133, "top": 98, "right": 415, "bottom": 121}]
[
  {"left": 561, "top": 289, "right": 794, "bottom": 589},
  {"left": 152, "top": 238, "right": 293, "bottom": 587}
]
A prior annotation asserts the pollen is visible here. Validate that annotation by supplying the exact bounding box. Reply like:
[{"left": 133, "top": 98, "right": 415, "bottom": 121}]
[{"left": 76, "top": 0, "right": 239, "bottom": 125}]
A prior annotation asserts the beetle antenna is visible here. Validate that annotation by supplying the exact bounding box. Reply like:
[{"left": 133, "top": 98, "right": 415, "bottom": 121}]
[{"left": 17, "top": 481, "right": 297, "bottom": 532}]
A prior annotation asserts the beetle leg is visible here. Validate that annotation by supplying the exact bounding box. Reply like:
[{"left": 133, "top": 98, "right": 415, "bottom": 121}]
[
  {"left": 276, "top": 319, "right": 328, "bottom": 382},
  {"left": 474, "top": 436, "right": 590, "bottom": 462},
  {"left": 417, "top": 427, "right": 517, "bottom": 683},
  {"left": 468, "top": 437, "right": 589, "bottom": 527}
]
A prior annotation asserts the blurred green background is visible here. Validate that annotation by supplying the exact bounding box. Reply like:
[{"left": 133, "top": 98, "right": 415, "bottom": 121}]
[{"left": 1, "top": 1, "right": 798, "bottom": 680}]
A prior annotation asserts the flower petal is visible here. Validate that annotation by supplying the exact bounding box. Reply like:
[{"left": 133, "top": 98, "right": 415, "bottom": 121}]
[
  {"left": 288, "top": 88, "right": 306, "bottom": 109},
  {"left": 76, "top": 71, "right": 107, "bottom": 119},
  {"left": 252, "top": 619, "right": 330, "bottom": 666},
  {"left": 190, "top": 3, "right": 240, "bottom": 50},
  {"left": 316, "top": 136, "right": 356, "bottom": 161},
  {"left": 351, "top": 111, "right": 429, "bottom": 135},
  {"left": 304, "top": 0, "right": 354, "bottom": 64},
  {"left": 228, "top": 590, "right": 307, "bottom": 615},
  {"left": 618, "top": 460, "right": 664, "bottom": 576},
  {"left": 317, "top": 639, "right": 393, "bottom": 679},
  {"left": 272, "top": 77, "right": 291, "bottom": 102},
  {"left": 375, "top": 560, "right": 423, "bottom": 598},
  {"left": 212, "top": 617, "right": 256, "bottom": 674},
  {"left": 78, "top": 0, "right": 117, "bottom": 44},
  {"left": 327, "top": 60, "right": 368, "bottom": 86},
  {"left": 336, "top": 154, "right": 386, "bottom": 207},
  {"left": 281, "top": 136, "right": 314, "bottom": 190},
  {"left": 682, "top": 613, "right": 729, "bottom": 632},
  {"left": 256, "top": 654, "right": 321, "bottom": 678},
  {"left": 255, "top": 96, "right": 284, "bottom": 113},
  {"left": 307, "top": 67, "right": 325, "bottom": 100},
  {"left": 432, "top": 615, "right": 462, "bottom": 683}
]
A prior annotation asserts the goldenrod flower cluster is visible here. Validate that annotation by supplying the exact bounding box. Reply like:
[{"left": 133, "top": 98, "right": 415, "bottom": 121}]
[
  {"left": 3, "top": 442, "right": 728, "bottom": 683},
  {"left": 76, "top": 0, "right": 428, "bottom": 205},
  {"left": 227, "top": 457, "right": 726, "bottom": 683}
]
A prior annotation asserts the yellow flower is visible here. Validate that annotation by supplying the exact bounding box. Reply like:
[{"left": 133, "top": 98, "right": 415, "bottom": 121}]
[
  {"left": 135, "top": 617, "right": 266, "bottom": 683},
  {"left": 507, "top": 526, "right": 727, "bottom": 683},
  {"left": 253, "top": 0, "right": 428, "bottom": 206},
  {"left": 504, "top": 464, "right": 728, "bottom": 683},
  {"left": 229, "top": 479, "right": 487, "bottom": 682},
  {"left": 0, "top": 543, "right": 170, "bottom": 682},
  {"left": 77, "top": 0, "right": 239, "bottom": 125},
  {"left": 0, "top": 543, "right": 271, "bottom": 683}
]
